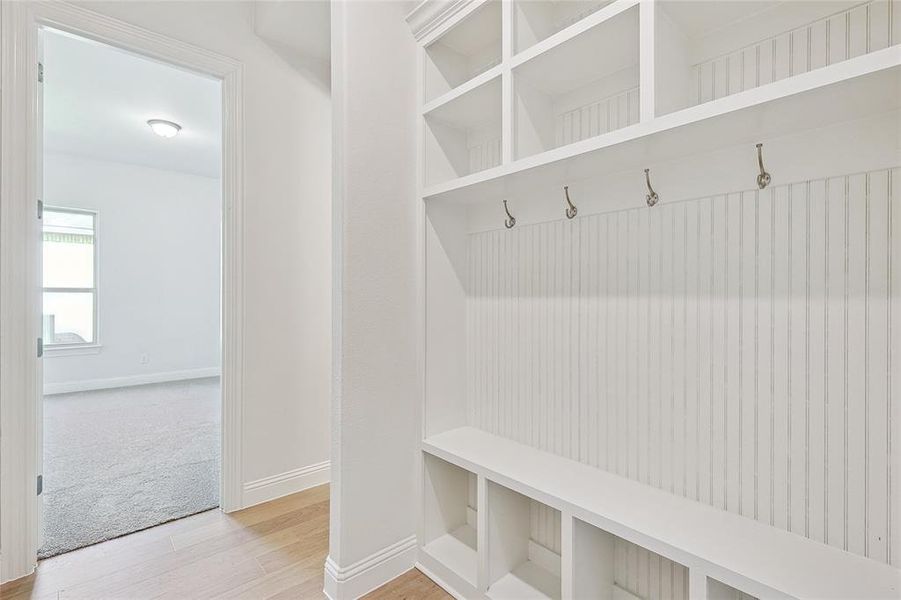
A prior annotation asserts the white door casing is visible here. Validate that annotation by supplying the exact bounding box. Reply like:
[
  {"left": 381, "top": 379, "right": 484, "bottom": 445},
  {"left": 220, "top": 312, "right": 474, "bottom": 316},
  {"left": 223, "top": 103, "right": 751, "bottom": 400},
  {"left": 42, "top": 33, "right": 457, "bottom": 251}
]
[{"left": 0, "top": 1, "right": 246, "bottom": 583}]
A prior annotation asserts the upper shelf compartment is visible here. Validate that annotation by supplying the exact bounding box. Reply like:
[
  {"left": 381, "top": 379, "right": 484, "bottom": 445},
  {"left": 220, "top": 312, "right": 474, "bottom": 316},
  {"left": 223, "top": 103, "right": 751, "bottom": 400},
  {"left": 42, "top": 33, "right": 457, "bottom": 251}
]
[
  {"left": 512, "top": 4, "right": 640, "bottom": 160},
  {"left": 424, "top": 0, "right": 502, "bottom": 104},
  {"left": 655, "top": 0, "right": 901, "bottom": 115},
  {"left": 512, "top": 0, "right": 615, "bottom": 54},
  {"left": 424, "top": 74, "right": 502, "bottom": 187}
]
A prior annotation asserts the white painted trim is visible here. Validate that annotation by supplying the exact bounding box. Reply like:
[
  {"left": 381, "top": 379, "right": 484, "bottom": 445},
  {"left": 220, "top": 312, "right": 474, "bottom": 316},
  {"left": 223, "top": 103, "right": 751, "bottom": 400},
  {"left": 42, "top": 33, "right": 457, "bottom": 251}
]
[
  {"left": 44, "top": 343, "right": 102, "bottom": 357},
  {"left": 42, "top": 367, "right": 221, "bottom": 395},
  {"left": 0, "top": 1, "right": 245, "bottom": 583},
  {"left": 323, "top": 536, "right": 419, "bottom": 600},
  {"left": 242, "top": 461, "right": 330, "bottom": 509},
  {"left": 405, "top": 0, "right": 476, "bottom": 44}
]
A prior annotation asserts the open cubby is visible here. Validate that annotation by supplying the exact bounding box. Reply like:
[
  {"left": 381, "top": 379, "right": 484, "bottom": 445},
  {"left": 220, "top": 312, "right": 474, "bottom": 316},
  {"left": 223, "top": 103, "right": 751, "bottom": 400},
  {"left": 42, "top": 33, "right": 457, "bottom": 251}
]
[
  {"left": 707, "top": 579, "right": 758, "bottom": 600},
  {"left": 513, "top": 0, "right": 615, "bottom": 54},
  {"left": 513, "top": 5, "right": 639, "bottom": 159},
  {"left": 571, "top": 519, "right": 690, "bottom": 600},
  {"left": 486, "top": 482, "right": 561, "bottom": 600},
  {"left": 654, "top": 0, "right": 901, "bottom": 115},
  {"left": 424, "top": 0, "right": 501, "bottom": 103},
  {"left": 424, "top": 75, "right": 502, "bottom": 186},
  {"left": 422, "top": 454, "right": 478, "bottom": 586}
]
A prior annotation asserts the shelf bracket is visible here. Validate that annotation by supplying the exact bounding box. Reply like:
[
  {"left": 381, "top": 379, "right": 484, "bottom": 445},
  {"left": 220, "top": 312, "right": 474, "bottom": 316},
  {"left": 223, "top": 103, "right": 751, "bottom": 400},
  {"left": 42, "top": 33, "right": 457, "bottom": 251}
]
[
  {"left": 564, "top": 186, "right": 577, "bottom": 219},
  {"left": 503, "top": 199, "right": 516, "bottom": 229},
  {"left": 756, "top": 143, "right": 771, "bottom": 189},
  {"left": 644, "top": 169, "right": 659, "bottom": 207}
]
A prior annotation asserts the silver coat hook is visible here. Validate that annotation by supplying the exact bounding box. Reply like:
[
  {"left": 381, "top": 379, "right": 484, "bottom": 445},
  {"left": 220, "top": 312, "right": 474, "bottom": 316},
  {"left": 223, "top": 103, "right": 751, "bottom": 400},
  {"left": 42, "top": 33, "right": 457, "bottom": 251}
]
[
  {"left": 644, "top": 169, "right": 659, "bottom": 207},
  {"left": 756, "top": 143, "right": 771, "bottom": 189},
  {"left": 564, "top": 186, "right": 577, "bottom": 219},
  {"left": 503, "top": 199, "right": 516, "bottom": 229}
]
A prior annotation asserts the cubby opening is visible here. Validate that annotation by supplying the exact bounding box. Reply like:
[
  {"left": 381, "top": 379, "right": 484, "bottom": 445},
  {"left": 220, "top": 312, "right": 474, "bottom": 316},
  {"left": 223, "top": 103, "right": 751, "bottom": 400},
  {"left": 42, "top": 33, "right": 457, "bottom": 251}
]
[
  {"left": 654, "top": 0, "right": 901, "bottom": 115},
  {"left": 424, "top": 76, "right": 502, "bottom": 186},
  {"left": 707, "top": 578, "right": 758, "bottom": 600},
  {"left": 513, "top": 0, "right": 615, "bottom": 54},
  {"left": 572, "top": 519, "right": 690, "bottom": 600},
  {"left": 424, "top": 0, "right": 502, "bottom": 103},
  {"left": 422, "top": 454, "right": 478, "bottom": 586},
  {"left": 486, "top": 482, "right": 561, "bottom": 600},
  {"left": 513, "top": 5, "right": 639, "bottom": 160}
]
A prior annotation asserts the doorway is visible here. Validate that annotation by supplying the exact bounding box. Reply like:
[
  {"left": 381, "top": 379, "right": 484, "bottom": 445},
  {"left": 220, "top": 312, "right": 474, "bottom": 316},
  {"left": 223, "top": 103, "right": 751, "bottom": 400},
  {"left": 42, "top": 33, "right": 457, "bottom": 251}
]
[
  {"left": 37, "top": 28, "right": 223, "bottom": 558},
  {"left": 0, "top": 2, "right": 245, "bottom": 581}
]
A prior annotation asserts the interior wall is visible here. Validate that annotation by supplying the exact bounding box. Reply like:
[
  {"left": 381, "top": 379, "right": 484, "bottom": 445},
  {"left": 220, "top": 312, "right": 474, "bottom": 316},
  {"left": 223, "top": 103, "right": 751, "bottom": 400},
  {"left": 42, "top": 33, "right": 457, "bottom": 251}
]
[
  {"left": 328, "top": 0, "right": 420, "bottom": 592},
  {"left": 42, "top": 153, "right": 221, "bottom": 393},
  {"left": 71, "top": 0, "right": 332, "bottom": 498}
]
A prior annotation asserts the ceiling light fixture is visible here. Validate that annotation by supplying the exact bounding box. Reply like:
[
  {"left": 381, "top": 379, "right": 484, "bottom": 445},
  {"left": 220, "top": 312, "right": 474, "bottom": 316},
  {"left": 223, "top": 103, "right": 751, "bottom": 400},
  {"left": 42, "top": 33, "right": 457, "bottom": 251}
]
[{"left": 147, "top": 119, "right": 181, "bottom": 138}]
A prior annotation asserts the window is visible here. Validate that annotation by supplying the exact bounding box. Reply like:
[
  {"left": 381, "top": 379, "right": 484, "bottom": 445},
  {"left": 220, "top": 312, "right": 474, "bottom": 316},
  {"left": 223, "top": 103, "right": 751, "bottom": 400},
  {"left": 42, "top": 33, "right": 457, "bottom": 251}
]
[{"left": 42, "top": 207, "right": 97, "bottom": 347}]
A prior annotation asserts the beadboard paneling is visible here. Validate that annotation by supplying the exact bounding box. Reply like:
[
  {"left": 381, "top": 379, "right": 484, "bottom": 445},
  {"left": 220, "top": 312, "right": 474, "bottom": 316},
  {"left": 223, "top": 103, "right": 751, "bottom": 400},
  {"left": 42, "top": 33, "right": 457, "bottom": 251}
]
[
  {"left": 529, "top": 500, "right": 561, "bottom": 554},
  {"left": 467, "top": 167, "right": 900, "bottom": 570},
  {"left": 692, "top": 0, "right": 898, "bottom": 107}
]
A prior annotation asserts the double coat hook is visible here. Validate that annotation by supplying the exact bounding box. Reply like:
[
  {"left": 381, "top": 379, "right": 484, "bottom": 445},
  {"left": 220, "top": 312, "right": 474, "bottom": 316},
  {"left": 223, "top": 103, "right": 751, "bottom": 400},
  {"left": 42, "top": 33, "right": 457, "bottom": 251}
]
[
  {"left": 503, "top": 199, "right": 516, "bottom": 229},
  {"left": 644, "top": 169, "right": 659, "bottom": 207},
  {"left": 563, "top": 186, "right": 577, "bottom": 219},
  {"left": 756, "top": 143, "right": 771, "bottom": 189}
]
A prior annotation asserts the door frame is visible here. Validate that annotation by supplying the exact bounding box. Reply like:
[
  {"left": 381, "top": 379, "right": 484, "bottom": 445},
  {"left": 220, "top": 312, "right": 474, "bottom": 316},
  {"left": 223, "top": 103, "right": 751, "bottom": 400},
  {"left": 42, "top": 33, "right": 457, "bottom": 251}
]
[{"left": 0, "top": 1, "right": 245, "bottom": 583}]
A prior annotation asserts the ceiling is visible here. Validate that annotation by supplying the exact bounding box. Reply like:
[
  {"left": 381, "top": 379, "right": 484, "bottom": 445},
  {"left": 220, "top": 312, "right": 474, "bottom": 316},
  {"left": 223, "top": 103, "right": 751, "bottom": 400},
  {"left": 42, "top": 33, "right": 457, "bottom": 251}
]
[{"left": 43, "top": 29, "right": 222, "bottom": 179}]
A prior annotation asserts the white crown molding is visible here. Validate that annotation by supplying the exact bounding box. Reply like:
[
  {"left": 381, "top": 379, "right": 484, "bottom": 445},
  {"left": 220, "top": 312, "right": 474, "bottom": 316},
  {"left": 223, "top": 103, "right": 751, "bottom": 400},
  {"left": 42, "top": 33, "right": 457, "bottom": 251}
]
[
  {"left": 405, "top": 0, "right": 477, "bottom": 43},
  {"left": 323, "top": 536, "right": 418, "bottom": 600}
]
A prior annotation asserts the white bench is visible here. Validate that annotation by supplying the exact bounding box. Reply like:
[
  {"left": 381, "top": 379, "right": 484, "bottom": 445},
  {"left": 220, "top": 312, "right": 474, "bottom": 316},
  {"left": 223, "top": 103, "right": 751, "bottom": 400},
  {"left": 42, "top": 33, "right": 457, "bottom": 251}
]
[{"left": 420, "top": 427, "right": 901, "bottom": 600}]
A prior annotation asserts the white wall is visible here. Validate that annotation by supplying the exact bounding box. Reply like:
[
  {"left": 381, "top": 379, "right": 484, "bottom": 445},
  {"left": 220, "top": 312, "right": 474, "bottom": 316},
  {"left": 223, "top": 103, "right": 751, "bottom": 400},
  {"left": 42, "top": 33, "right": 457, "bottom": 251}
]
[
  {"left": 326, "top": 2, "right": 421, "bottom": 598},
  {"left": 72, "top": 0, "right": 332, "bottom": 500},
  {"left": 43, "top": 153, "right": 221, "bottom": 393}
]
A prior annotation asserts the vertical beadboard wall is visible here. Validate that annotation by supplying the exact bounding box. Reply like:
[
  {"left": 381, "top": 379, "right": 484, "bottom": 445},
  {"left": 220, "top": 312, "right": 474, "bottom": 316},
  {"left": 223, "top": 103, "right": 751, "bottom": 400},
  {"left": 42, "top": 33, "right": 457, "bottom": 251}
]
[
  {"left": 691, "top": 0, "right": 896, "bottom": 107},
  {"left": 466, "top": 167, "right": 900, "bottom": 573},
  {"left": 554, "top": 87, "right": 639, "bottom": 149},
  {"left": 614, "top": 538, "right": 690, "bottom": 600}
]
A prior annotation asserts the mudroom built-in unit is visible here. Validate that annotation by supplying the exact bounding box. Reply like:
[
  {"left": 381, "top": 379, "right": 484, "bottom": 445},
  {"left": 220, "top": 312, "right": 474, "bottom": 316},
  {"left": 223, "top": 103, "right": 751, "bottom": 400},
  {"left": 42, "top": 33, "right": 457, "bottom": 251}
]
[{"left": 410, "top": 0, "right": 901, "bottom": 599}]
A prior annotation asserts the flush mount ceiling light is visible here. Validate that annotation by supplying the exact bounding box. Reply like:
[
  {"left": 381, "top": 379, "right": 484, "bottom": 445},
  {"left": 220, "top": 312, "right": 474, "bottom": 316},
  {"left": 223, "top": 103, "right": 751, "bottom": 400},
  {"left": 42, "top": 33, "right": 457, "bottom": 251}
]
[{"left": 147, "top": 119, "right": 181, "bottom": 138}]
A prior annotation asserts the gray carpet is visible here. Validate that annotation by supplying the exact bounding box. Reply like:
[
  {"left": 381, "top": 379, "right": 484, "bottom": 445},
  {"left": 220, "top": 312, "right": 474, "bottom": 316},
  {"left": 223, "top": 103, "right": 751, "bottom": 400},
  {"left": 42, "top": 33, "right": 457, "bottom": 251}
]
[{"left": 40, "top": 377, "right": 220, "bottom": 558}]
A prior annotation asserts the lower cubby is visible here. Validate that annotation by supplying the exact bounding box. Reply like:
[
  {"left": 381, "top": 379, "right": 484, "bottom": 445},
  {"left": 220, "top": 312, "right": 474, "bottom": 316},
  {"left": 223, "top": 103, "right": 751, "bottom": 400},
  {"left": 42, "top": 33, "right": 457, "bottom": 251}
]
[
  {"left": 486, "top": 482, "right": 562, "bottom": 600},
  {"left": 571, "top": 518, "right": 689, "bottom": 600},
  {"left": 707, "top": 578, "right": 758, "bottom": 600},
  {"left": 422, "top": 454, "right": 479, "bottom": 586}
]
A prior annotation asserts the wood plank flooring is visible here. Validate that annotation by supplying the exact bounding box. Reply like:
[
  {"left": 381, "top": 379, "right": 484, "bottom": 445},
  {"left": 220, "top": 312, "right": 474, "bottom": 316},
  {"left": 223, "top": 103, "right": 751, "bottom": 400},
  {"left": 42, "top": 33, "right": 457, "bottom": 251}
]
[{"left": 0, "top": 485, "right": 450, "bottom": 600}]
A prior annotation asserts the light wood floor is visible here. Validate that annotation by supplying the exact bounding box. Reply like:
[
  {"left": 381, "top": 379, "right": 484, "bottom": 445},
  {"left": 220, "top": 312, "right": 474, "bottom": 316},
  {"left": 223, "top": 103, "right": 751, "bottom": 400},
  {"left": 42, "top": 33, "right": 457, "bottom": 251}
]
[{"left": 0, "top": 485, "right": 450, "bottom": 600}]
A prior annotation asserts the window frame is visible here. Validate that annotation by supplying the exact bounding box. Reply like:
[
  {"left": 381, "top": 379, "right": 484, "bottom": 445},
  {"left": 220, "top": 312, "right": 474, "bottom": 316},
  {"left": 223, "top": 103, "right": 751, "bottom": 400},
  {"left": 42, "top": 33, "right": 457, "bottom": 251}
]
[{"left": 42, "top": 205, "right": 100, "bottom": 351}]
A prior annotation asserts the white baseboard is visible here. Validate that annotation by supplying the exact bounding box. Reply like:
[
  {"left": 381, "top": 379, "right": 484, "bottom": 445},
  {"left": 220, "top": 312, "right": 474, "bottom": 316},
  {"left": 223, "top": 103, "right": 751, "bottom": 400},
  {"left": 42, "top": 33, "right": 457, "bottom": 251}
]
[
  {"left": 323, "top": 535, "right": 418, "bottom": 600},
  {"left": 43, "top": 367, "right": 221, "bottom": 395},
  {"left": 242, "top": 460, "right": 330, "bottom": 508}
]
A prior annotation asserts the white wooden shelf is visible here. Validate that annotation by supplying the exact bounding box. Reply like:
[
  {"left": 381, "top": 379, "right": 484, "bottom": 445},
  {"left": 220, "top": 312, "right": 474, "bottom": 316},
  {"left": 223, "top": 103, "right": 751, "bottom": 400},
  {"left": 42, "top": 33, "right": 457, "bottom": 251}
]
[
  {"left": 423, "top": 0, "right": 501, "bottom": 103},
  {"left": 423, "top": 46, "right": 900, "bottom": 203},
  {"left": 510, "top": 0, "right": 637, "bottom": 69},
  {"left": 423, "top": 426, "right": 901, "bottom": 600},
  {"left": 422, "top": 525, "right": 478, "bottom": 586},
  {"left": 487, "top": 561, "right": 561, "bottom": 600}
]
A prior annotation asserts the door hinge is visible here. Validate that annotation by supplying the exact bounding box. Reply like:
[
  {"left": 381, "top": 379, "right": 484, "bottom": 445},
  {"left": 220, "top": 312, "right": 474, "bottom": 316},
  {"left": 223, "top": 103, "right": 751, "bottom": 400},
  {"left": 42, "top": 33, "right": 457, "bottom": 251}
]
[
  {"left": 37, "top": 337, "right": 43, "bottom": 358},
  {"left": 37, "top": 474, "right": 43, "bottom": 496},
  {"left": 38, "top": 199, "right": 43, "bottom": 220},
  {"left": 38, "top": 62, "right": 44, "bottom": 83}
]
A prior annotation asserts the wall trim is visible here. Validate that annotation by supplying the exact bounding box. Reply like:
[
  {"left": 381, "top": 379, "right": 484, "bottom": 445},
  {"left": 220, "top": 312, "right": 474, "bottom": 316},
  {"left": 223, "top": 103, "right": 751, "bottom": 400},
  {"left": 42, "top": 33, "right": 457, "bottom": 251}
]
[
  {"left": 242, "top": 461, "right": 330, "bottom": 509},
  {"left": 43, "top": 367, "right": 221, "bottom": 395},
  {"left": 404, "top": 0, "right": 476, "bottom": 44},
  {"left": 0, "top": 1, "right": 245, "bottom": 583},
  {"left": 323, "top": 535, "right": 418, "bottom": 600}
]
